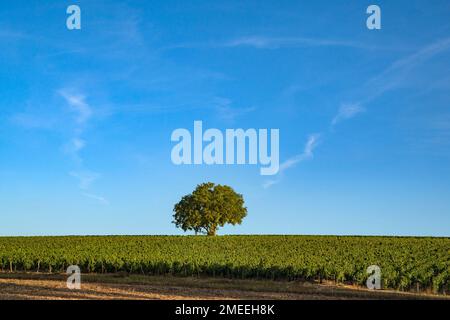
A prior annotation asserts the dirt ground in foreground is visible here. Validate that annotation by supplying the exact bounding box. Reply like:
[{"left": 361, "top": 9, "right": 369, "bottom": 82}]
[{"left": 0, "top": 273, "right": 447, "bottom": 300}]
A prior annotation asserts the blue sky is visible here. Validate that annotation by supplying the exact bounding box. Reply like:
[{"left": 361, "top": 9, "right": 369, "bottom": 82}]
[{"left": 1, "top": 0, "right": 449, "bottom": 236}]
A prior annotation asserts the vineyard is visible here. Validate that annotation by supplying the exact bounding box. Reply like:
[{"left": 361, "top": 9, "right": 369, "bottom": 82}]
[{"left": 0, "top": 235, "right": 448, "bottom": 293}]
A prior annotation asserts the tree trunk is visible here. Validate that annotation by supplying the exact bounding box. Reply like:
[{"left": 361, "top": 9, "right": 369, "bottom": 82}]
[{"left": 207, "top": 225, "right": 217, "bottom": 236}]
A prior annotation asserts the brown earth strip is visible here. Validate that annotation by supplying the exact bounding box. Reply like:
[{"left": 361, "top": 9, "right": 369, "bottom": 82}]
[{"left": 0, "top": 273, "right": 447, "bottom": 300}]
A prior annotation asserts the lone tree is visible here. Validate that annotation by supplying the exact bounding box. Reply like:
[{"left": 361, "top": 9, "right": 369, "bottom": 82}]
[{"left": 173, "top": 182, "right": 247, "bottom": 236}]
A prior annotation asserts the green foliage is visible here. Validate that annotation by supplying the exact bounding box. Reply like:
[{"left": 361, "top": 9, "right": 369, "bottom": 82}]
[
  {"left": 173, "top": 182, "right": 247, "bottom": 236},
  {"left": 0, "top": 236, "right": 448, "bottom": 293}
]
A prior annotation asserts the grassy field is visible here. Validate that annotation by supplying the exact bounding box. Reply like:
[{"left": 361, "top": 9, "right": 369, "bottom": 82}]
[{"left": 0, "top": 235, "right": 449, "bottom": 295}]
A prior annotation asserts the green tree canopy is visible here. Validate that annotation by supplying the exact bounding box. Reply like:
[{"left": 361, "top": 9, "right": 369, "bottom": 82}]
[{"left": 172, "top": 182, "right": 247, "bottom": 236}]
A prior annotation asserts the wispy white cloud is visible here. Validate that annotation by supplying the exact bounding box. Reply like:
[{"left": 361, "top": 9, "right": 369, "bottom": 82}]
[
  {"left": 279, "top": 134, "right": 320, "bottom": 172},
  {"left": 331, "top": 103, "right": 365, "bottom": 126},
  {"left": 165, "top": 35, "right": 373, "bottom": 50},
  {"left": 363, "top": 37, "right": 450, "bottom": 103},
  {"left": 69, "top": 170, "right": 109, "bottom": 205},
  {"left": 262, "top": 179, "right": 279, "bottom": 189},
  {"left": 214, "top": 97, "right": 256, "bottom": 122},
  {"left": 9, "top": 88, "right": 104, "bottom": 203},
  {"left": 58, "top": 89, "right": 92, "bottom": 163},
  {"left": 263, "top": 134, "right": 320, "bottom": 188},
  {"left": 82, "top": 192, "right": 110, "bottom": 205},
  {"left": 59, "top": 89, "right": 107, "bottom": 203},
  {"left": 63, "top": 138, "right": 86, "bottom": 164},
  {"left": 372, "top": 38, "right": 450, "bottom": 83},
  {"left": 63, "top": 93, "right": 108, "bottom": 204},
  {"left": 59, "top": 90, "right": 92, "bottom": 125},
  {"left": 71, "top": 138, "right": 86, "bottom": 152},
  {"left": 65, "top": 138, "right": 85, "bottom": 153},
  {"left": 331, "top": 38, "right": 450, "bottom": 130},
  {"left": 69, "top": 171, "right": 100, "bottom": 190},
  {"left": 169, "top": 36, "right": 370, "bottom": 50},
  {"left": 223, "top": 36, "right": 368, "bottom": 49},
  {"left": 265, "top": 38, "right": 449, "bottom": 188}
]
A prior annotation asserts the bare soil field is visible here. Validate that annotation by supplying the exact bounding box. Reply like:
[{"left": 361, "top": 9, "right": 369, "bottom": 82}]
[{"left": 0, "top": 273, "right": 447, "bottom": 300}]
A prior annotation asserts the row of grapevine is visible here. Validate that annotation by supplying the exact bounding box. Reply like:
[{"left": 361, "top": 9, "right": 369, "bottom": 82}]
[{"left": 0, "top": 235, "right": 448, "bottom": 293}]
